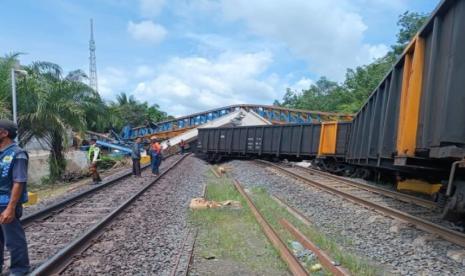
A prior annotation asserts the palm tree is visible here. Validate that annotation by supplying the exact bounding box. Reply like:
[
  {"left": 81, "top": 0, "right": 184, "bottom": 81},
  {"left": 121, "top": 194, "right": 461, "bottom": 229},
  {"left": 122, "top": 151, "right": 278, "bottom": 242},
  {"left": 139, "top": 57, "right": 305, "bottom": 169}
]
[{"left": 17, "top": 62, "right": 102, "bottom": 179}]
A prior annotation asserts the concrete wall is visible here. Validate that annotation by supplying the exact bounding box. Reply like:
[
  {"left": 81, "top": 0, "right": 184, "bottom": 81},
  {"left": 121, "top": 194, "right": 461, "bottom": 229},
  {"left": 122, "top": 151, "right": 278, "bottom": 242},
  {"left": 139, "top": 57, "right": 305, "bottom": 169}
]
[
  {"left": 28, "top": 150, "right": 50, "bottom": 185},
  {"left": 28, "top": 150, "right": 89, "bottom": 184}
]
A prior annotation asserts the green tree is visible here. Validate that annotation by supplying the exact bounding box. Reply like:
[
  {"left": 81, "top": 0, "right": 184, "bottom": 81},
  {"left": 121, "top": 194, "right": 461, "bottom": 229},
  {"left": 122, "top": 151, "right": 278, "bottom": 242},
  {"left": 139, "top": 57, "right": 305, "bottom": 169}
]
[
  {"left": 109, "top": 92, "right": 168, "bottom": 130},
  {"left": 277, "top": 77, "right": 353, "bottom": 112},
  {"left": 17, "top": 61, "right": 101, "bottom": 179},
  {"left": 342, "top": 55, "right": 395, "bottom": 112},
  {"left": 392, "top": 11, "right": 429, "bottom": 56}
]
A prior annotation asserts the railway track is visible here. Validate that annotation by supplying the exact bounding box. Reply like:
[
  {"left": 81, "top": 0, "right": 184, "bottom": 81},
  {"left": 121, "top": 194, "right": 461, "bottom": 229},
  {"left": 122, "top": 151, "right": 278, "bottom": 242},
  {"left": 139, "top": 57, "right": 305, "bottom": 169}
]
[
  {"left": 13, "top": 154, "right": 185, "bottom": 275},
  {"left": 300, "top": 165, "right": 438, "bottom": 209},
  {"left": 59, "top": 154, "right": 203, "bottom": 275},
  {"left": 256, "top": 160, "right": 465, "bottom": 249}
]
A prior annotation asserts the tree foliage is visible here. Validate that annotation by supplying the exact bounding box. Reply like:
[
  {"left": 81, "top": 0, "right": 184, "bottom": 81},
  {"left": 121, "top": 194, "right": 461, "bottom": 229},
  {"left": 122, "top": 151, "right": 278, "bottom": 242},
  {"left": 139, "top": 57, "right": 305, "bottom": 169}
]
[
  {"left": 107, "top": 92, "right": 169, "bottom": 130},
  {"left": 392, "top": 11, "right": 429, "bottom": 56},
  {"left": 275, "top": 11, "right": 429, "bottom": 113}
]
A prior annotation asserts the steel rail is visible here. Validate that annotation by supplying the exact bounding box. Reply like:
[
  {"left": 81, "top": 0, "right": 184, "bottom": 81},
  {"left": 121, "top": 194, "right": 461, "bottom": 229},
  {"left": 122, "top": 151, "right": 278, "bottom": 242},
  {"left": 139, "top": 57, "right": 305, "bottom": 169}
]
[
  {"left": 30, "top": 153, "right": 190, "bottom": 276},
  {"left": 233, "top": 179, "right": 308, "bottom": 276},
  {"left": 293, "top": 163, "right": 437, "bottom": 209},
  {"left": 22, "top": 154, "right": 173, "bottom": 226},
  {"left": 170, "top": 228, "right": 198, "bottom": 276},
  {"left": 280, "top": 219, "right": 350, "bottom": 276},
  {"left": 258, "top": 161, "right": 465, "bottom": 248},
  {"left": 184, "top": 230, "right": 198, "bottom": 276},
  {"left": 170, "top": 228, "right": 192, "bottom": 276}
]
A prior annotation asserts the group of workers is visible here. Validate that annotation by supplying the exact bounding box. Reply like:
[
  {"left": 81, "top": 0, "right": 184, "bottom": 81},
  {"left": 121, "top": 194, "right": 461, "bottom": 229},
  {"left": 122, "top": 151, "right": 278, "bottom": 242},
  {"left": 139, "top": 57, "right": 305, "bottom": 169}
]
[
  {"left": 131, "top": 137, "right": 163, "bottom": 177},
  {"left": 88, "top": 136, "right": 188, "bottom": 183}
]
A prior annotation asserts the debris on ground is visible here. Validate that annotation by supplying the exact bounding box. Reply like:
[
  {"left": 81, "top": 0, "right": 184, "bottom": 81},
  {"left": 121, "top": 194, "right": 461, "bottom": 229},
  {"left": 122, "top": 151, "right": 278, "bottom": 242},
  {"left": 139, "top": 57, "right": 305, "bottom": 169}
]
[
  {"left": 189, "top": 197, "right": 241, "bottom": 210},
  {"left": 288, "top": 240, "right": 316, "bottom": 267},
  {"left": 310, "top": 263, "right": 322, "bottom": 272},
  {"left": 447, "top": 250, "right": 465, "bottom": 263},
  {"left": 217, "top": 166, "right": 226, "bottom": 174}
]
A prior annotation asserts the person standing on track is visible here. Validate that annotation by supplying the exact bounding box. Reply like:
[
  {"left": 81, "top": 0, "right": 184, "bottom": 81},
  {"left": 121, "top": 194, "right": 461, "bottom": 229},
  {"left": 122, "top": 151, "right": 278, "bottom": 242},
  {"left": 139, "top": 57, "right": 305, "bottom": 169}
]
[
  {"left": 131, "top": 137, "right": 142, "bottom": 177},
  {"left": 179, "top": 139, "right": 186, "bottom": 154},
  {"left": 87, "top": 139, "right": 102, "bottom": 184},
  {"left": 0, "top": 120, "right": 30, "bottom": 275},
  {"left": 149, "top": 138, "right": 162, "bottom": 175}
]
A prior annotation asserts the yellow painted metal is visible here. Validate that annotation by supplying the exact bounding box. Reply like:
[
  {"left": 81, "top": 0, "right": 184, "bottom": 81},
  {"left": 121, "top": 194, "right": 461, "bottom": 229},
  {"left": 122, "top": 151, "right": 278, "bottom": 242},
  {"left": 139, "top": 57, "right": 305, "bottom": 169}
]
[
  {"left": 318, "top": 122, "right": 338, "bottom": 155},
  {"left": 24, "top": 192, "right": 38, "bottom": 206},
  {"left": 396, "top": 36, "right": 426, "bottom": 157},
  {"left": 141, "top": 155, "right": 151, "bottom": 164},
  {"left": 397, "top": 179, "right": 442, "bottom": 196}
]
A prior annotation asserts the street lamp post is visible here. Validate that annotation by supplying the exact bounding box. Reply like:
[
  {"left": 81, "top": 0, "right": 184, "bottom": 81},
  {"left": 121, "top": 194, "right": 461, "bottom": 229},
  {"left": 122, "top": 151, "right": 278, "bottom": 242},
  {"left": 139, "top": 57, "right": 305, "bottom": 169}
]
[
  {"left": 10, "top": 65, "right": 27, "bottom": 142},
  {"left": 10, "top": 69, "right": 18, "bottom": 125}
]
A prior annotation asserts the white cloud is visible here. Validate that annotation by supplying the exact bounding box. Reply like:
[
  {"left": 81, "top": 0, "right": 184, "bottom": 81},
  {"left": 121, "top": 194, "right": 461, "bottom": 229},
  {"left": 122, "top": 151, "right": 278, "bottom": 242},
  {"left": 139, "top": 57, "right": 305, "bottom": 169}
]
[
  {"left": 127, "top": 20, "right": 167, "bottom": 44},
  {"left": 139, "top": 0, "right": 165, "bottom": 18},
  {"left": 98, "top": 67, "right": 128, "bottom": 100},
  {"left": 290, "top": 77, "right": 314, "bottom": 92},
  {"left": 133, "top": 51, "right": 280, "bottom": 116},
  {"left": 367, "top": 44, "right": 390, "bottom": 60},
  {"left": 218, "top": 0, "right": 389, "bottom": 80},
  {"left": 135, "top": 65, "right": 155, "bottom": 78}
]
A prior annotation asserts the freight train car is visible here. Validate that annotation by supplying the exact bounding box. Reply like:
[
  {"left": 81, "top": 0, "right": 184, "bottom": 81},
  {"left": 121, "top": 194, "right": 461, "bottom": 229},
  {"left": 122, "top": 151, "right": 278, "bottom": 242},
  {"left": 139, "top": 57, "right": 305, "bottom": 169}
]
[
  {"left": 197, "top": 122, "right": 351, "bottom": 163},
  {"left": 345, "top": 0, "right": 465, "bottom": 219}
]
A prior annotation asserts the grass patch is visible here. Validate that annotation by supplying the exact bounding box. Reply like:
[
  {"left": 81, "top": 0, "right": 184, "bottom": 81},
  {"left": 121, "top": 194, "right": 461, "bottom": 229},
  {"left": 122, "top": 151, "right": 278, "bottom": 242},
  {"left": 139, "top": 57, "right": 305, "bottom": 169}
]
[
  {"left": 28, "top": 177, "right": 87, "bottom": 202},
  {"left": 250, "top": 186, "right": 381, "bottom": 276},
  {"left": 189, "top": 172, "right": 290, "bottom": 275}
]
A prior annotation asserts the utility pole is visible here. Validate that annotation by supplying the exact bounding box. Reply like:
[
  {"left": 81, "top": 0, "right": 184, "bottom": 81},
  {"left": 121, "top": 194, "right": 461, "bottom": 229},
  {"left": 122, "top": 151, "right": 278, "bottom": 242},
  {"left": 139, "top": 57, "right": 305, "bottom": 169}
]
[
  {"left": 10, "top": 61, "right": 27, "bottom": 143},
  {"left": 89, "top": 18, "right": 98, "bottom": 93}
]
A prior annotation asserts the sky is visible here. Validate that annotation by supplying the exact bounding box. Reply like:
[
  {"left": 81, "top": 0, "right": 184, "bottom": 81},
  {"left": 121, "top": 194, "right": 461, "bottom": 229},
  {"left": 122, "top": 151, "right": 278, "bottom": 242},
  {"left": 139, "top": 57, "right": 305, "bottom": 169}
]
[{"left": 1, "top": 0, "right": 439, "bottom": 117}]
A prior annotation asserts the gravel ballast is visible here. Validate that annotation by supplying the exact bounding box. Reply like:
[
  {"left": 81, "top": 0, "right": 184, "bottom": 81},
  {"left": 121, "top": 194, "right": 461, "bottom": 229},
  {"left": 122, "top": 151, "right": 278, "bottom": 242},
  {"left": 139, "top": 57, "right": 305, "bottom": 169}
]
[
  {"left": 14, "top": 155, "right": 183, "bottom": 271},
  {"left": 63, "top": 155, "right": 206, "bottom": 275},
  {"left": 229, "top": 160, "right": 465, "bottom": 275}
]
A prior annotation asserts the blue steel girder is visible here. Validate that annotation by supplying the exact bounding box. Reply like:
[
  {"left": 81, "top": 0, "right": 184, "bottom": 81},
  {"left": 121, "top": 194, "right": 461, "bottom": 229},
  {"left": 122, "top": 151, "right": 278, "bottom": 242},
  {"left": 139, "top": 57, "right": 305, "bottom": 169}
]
[{"left": 122, "top": 104, "right": 351, "bottom": 139}]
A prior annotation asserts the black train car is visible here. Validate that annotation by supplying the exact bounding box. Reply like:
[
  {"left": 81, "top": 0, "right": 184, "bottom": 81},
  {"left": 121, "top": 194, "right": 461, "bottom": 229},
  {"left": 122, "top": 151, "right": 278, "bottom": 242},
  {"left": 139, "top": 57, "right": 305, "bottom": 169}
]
[
  {"left": 196, "top": 122, "right": 351, "bottom": 163},
  {"left": 347, "top": 0, "right": 465, "bottom": 171},
  {"left": 344, "top": 0, "right": 465, "bottom": 219}
]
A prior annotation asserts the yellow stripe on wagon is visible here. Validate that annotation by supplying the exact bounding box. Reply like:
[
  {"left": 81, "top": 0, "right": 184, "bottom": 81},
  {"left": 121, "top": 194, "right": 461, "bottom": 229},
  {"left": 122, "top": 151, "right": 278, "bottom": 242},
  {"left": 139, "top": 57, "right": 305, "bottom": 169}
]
[
  {"left": 396, "top": 36, "right": 426, "bottom": 157},
  {"left": 318, "top": 122, "right": 338, "bottom": 156}
]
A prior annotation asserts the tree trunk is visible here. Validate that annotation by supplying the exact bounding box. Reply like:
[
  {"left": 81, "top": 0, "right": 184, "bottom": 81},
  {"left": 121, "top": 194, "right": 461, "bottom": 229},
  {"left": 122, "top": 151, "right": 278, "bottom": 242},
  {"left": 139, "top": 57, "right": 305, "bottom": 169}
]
[{"left": 49, "top": 131, "right": 66, "bottom": 180}]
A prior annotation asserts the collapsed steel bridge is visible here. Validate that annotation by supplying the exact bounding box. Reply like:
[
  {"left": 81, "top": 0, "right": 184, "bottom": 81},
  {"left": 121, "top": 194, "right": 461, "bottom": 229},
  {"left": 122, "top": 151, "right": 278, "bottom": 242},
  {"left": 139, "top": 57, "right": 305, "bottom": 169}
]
[{"left": 121, "top": 104, "right": 352, "bottom": 140}]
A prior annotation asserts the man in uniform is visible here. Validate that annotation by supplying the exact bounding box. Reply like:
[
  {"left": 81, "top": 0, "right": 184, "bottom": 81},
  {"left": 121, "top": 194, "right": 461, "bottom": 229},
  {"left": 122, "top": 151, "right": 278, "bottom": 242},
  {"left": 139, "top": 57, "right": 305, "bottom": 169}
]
[
  {"left": 88, "top": 139, "right": 102, "bottom": 184},
  {"left": 131, "top": 137, "right": 142, "bottom": 177},
  {"left": 0, "top": 119, "right": 30, "bottom": 275}
]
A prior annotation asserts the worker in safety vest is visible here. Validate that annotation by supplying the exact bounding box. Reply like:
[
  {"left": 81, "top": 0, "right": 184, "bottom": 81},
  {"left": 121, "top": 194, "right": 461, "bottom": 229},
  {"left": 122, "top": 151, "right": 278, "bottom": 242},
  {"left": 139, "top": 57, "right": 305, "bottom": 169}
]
[
  {"left": 87, "top": 139, "right": 102, "bottom": 184},
  {"left": 0, "top": 120, "right": 30, "bottom": 275},
  {"left": 149, "top": 137, "right": 162, "bottom": 175}
]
